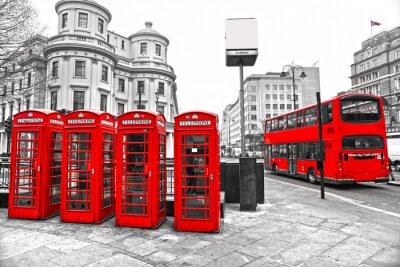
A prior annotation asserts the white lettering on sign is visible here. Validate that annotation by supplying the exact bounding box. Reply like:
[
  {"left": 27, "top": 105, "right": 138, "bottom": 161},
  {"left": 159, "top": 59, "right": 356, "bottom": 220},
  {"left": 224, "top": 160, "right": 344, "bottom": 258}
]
[
  {"left": 17, "top": 118, "right": 43, "bottom": 123},
  {"left": 157, "top": 120, "right": 165, "bottom": 128},
  {"left": 67, "top": 119, "right": 95, "bottom": 124},
  {"left": 122, "top": 119, "right": 151, "bottom": 125},
  {"left": 179, "top": 120, "right": 211, "bottom": 126},
  {"left": 50, "top": 119, "right": 64, "bottom": 125},
  {"left": 101, "top": 120, "right": 114, "bottom": 127}
]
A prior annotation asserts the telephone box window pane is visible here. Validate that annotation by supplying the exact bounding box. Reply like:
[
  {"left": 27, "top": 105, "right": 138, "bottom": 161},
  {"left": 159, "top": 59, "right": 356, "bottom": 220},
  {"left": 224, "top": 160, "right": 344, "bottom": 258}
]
[
  {"left": 103, "top": 133, "right": 114, "bottom": 208},
  {"left": 181, "top": 134, "right": 210, "bottom": 219},
  {"left": 14, "top": 131, "right": 38, "bottom": 207},
  {"left": 50, "top": 131, "right": 62, "bottom": 204},
  {"left": 122, "top": 133, "right": 149, "bottom": 215},
  {"left": 66, "top": 132, "right": 91, "bottom": 211}
]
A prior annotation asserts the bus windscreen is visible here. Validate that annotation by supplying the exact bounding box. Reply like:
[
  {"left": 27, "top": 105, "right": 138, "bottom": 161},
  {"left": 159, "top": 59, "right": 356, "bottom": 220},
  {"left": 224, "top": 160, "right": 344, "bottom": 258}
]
[{"left": 341, "top": 97, "right": 380, "bottom": 123}]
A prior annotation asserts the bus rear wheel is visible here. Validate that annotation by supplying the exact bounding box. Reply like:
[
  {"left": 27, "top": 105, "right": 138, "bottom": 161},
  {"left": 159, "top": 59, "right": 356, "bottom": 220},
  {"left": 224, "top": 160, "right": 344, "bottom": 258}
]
[
  {"left": 307, "top": 168, "right": 317, "bottom": 184},
  {"left": 395, "top": 162, "right": 400, "bottom": 172},
  {"left": 273, "top": 164, "right": 279, "bottom": 176}
]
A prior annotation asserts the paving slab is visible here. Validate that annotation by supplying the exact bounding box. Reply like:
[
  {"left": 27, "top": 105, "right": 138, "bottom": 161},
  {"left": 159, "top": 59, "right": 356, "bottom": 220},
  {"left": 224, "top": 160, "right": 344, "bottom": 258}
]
[
  {"left": 86, "top": 253, "right": 151, "bottom": 266},
  {"left": 0, "top": 246, "right": 65, "bottom": 267}
]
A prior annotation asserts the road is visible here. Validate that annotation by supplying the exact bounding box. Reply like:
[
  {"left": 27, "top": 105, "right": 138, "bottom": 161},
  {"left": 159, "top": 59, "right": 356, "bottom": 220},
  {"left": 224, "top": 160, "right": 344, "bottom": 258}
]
[{"left": 264, "top": 169, "right": 400, "bottom": 215}]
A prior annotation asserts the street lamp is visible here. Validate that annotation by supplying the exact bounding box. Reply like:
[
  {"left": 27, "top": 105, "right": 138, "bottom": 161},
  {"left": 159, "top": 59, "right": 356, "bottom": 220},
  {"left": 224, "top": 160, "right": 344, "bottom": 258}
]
[
  {"left": 280, "top": 62, "right": 307, "bottom": 110},
  {"left": 155, "top": 88, "right": 160, "bottom": 112}
]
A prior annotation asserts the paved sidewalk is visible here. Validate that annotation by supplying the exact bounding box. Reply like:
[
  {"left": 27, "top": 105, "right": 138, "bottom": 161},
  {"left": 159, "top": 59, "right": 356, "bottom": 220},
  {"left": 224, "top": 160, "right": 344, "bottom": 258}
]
[{"left": 0, "top": 177, "right": 399, "bottom": 267}]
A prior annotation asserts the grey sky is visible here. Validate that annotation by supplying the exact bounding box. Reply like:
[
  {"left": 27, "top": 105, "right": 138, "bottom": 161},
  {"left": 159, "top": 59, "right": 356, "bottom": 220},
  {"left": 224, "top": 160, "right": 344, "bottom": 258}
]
[{"left": 33, "top": 0, "right": 400, "bottom": 118}]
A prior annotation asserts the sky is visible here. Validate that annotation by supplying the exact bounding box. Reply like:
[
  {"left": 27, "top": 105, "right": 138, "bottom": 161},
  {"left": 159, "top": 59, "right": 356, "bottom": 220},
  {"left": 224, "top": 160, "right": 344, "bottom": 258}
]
[{"left": 32, "top": 0, "right": 400, "bottom": 118}]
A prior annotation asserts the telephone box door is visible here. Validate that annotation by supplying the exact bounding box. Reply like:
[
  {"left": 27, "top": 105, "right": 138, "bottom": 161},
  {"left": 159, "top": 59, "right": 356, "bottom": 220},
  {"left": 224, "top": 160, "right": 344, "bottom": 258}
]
[
  {"left": 64, "top": 130, "right": 93, "bottom": 221},
  {"left": 120, "top": 130, "right": 151, "bottom": 225},
  {"left": 178, "top": 131, "right": 215, "bottom": 230},
  {"left": 10, "top": 129, "right": 41, "bottom": 216}
]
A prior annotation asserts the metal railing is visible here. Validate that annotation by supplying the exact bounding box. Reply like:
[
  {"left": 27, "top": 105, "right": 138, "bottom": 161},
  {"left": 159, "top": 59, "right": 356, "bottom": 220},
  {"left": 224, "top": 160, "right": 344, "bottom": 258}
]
[
  {"left": 0, "top": 157, "right": 10, "bottom": 189},
  {"left": 47, "top": 34, "right": 115, "bottom": 53},
  {"left": 166, "top": 160, "right": 174, "bottom": 197}
]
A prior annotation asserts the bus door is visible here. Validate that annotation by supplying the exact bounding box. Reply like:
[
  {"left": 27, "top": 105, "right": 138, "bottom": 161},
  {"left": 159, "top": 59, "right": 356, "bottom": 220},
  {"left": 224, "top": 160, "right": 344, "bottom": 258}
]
[
  {"left": 288, "top": 143, "right": 297, "bottom": 175},
  {"left": 265, "top": 145, "right": 272, "bottom": 171}
]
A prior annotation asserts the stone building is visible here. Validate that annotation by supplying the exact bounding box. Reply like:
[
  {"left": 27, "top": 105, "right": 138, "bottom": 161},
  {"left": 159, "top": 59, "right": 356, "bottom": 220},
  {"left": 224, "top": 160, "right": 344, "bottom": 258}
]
[
  {"left": 0, "top": 0, "right": 179, "bottom": 156},
  {"left": 349, "top": 25, "right": 400, "bottom": 133}
]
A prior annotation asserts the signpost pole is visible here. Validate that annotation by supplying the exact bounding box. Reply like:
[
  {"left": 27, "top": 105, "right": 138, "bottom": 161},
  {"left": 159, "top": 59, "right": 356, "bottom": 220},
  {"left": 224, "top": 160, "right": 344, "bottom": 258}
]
[
  {"left": 239, "top": 63, "right": 246, "bottom": 157},
  {"left": 316, "top": 92, "right": 325, "bottom": 199}
]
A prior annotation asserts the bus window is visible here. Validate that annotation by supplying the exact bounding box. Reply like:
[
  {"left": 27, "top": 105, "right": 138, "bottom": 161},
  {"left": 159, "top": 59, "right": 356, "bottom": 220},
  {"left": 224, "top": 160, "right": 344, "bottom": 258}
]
[
  {"left": 278, "top": 116, "right": 287, "bottom": 130},
  {"left": 304, "top": 142, "right": 317, "bottom": 159},
  {"left": 265, "top": 121, "right": 271, "bottom": 133},
  {"left": 288, "top": 113, "right": 296, "bottom": 129},
  {"left": 278, "top": 144, "right": 288, "bottom": 157},
  {"left": 342, "top": 135, "right": 384, "bottom": 150},
  {"left": 304, "top": 108, "right": 317, "bottom": 126},
  {"left": 341, "top": 96, "right": 380, "bottom": 123},
  {"left": 271, "top": 119, "right": 278, "bottom": 132},
  {"left": 272, "top": 144, "right": 279, "bottom": 157},
  {"left": 297, "top": 143, "right": 304, "bottom": 159},
  {"left": 322, "top": 102, "right": 333, "bottom": 124},
  {"left": 297, "top": 111, "right": 304, "bottom": 127}
]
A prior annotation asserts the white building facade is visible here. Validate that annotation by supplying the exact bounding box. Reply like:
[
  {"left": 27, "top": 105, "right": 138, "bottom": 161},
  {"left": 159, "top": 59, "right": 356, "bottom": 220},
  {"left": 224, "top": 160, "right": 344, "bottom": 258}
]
[
  {"left": 0, "top": 0, "right": 179, "bottom": 157},
  {"left": 221, "top": 68, "right": 320, "bottom": 155}
]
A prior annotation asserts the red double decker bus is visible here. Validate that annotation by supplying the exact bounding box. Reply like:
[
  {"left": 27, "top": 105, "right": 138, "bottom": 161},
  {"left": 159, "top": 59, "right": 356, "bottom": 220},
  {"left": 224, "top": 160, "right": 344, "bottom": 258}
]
[{"left": 264, "top": 93, "right": 390, "bottom": 184}]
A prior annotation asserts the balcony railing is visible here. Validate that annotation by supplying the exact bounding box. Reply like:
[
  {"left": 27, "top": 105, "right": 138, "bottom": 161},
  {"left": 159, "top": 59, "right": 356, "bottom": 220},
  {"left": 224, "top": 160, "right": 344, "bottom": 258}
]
[
  {"left": 130, "top": 61, "right": 174, "bottom": 73},
  {"left": 48, "top": 34, "right": 115, "bottom": 53}
]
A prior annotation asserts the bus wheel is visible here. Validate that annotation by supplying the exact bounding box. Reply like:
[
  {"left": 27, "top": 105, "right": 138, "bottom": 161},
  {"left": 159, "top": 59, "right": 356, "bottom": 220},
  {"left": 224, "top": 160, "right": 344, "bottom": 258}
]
[
  {"left": 307, "top": 168, "right": 317, "bottom": 184},
  {"left": 395, "top": 162, "right": 400, "bottom": 172},
  {"left": 273, "top": 164, "right": 279, "bottom": 176}
]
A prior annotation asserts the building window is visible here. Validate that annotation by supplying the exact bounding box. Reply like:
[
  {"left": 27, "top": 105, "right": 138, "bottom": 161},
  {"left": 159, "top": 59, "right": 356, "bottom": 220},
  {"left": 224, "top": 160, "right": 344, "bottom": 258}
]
[
  {"left": 155, "top": 44, "right": 161, "bottom": 56},
  {"left": 52, "top": 61, "right": 58, "bottom": 77},
  {"left": 279, "top": 85, "right": 284, "bottom": 90},
  {"left": 27, "top": 72, "right": 32, "bottom": 87},
  {"left": 140, "top": 43, "right": 147, "bottom": 55},
  {"left": 78, "top": 13, "right": 88, "bottom": 28},
  {"left": 157, "top": 105, "right": 164, "bottom": 114},
  {"left": 250, "top": 105, "right": 256, "bottom": 111},
  {"left": 280, "top": 94, "right": 284, "bottom": 100},
  {"left": 287, "top": 104, "right": 292, "bottom": 110},
  {"left": 272, "top": 94, "right": 277, "bottom": 100},
  {"left": 266, "top": 114, "right": 271, "bottom": 119},
  {"left": 273, "top": 104, "right": 278, "bottom": 110},
  {"left": 266, "top": 104, "right": 271, "bottom": 109},
  {"left": 17, "top": 102, "right": 21, "bottom": 112},
  {"left": 100, "top": 94, "right": 107, "bottom": 112},
  {"left": 286, "top": 85, "right": 291, "bottom": 91},
  {"left": 265, "top": 85, "right": 270, "bottom": 90},
  {"left": 101, "top": 65, "right": 108, "bottom": 82},
  {"left": 19, "top": 79, "right": 22, "bottom": 91},
  {"left": 26, "top": 99, "right": 30, "bottom": 110},
  {"left": 117, "top": 103, "right": 124, "bottom": 115},
  {"left": 280, "top": 104, "right": 285, "bottom": 110},
  {"left": 248, "top": 86, "right": 256, "bottom": 92},
  {"left": 137, "top": 104, "right": 145, "bottom": 109},
  {"left": 158, "top": 82, "right": 164, "bottom": 95},
  {"left": 251, "top": 114, "right": 257, "bottom": 120},
  {"left": 118, "top": 78, "right": 125, "bottom": 92},
  {"left": 98, "top": 18, "right": 104, "bottom": 33},
  {"left": 272, "top": 85, "right": 277, "bottom": 90},
  {"left": 3, "top": 86, "right": 6, "bottom": 96},
  {"left": 11, "top": 83, "right": 14, "bottom": 95},
  {"left": 75, "top": 61, "right": 85, "bottom": 77},
  {"left": 121, "top": 40, "right": 125, "bottom": 49},
  {"left": 137, "top": 81, "right": 144, "bottom": 94},
  {"left": 250, "top": 95, "right": 256, "bottom": 101},
  {"left": 50, "top": 91, "right": 57, "bottom": 111},
  {"left": 62, "top": 13, "right": 68, "bottom": 28},
  {"left": 9, "top": 104, "right": 13, "bottom": 118},
  {"left": 12, "top": 63, "right": 16, "bottom": 72},
  {"left": 73, "top": 91, "right": 85, "bottom": 111},
  {"left": 287, "top": 94, "right": 291, "bottom": 100}
]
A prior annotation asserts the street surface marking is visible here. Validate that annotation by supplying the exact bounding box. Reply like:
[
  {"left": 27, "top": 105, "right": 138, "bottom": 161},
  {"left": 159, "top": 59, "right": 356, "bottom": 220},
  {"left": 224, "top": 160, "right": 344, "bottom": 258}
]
[{"left": 265, "top": 177, "right": 400, "bottom": 218}]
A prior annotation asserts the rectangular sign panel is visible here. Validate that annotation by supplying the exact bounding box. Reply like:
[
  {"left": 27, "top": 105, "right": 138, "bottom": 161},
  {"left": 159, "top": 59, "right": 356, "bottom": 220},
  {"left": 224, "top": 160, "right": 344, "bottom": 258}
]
[
  {"left": 179, "top": 120, "right": 211, "bottom": 126},
  {"left": 17, "top": 118, "right": 44, "bottom": 123}
]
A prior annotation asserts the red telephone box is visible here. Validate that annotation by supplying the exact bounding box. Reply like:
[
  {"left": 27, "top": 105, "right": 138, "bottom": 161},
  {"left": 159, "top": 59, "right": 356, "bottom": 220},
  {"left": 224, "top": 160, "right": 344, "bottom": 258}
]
[
  {"left": 8, "top": 110, "right": 64, "bottom": 219},
  {"left": 61, "top": 110, "right": 116, "bottom": 223},
  {"left": 174, "top": 111, "right": 220, "bottom": 232},
  {"left": 115, "top": 111, "right": 167, "bottom": 228}
]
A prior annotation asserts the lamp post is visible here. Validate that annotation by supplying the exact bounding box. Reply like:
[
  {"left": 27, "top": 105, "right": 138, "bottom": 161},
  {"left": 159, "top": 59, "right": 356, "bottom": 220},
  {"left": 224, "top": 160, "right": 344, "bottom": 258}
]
[
  {"left": 280, "top": 62, "right": 307, "bottom": 110},
  {"left": 155, "top": 88, "right": 160, "bottom": 112}
]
